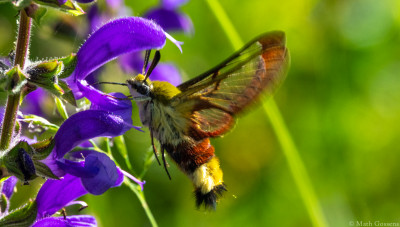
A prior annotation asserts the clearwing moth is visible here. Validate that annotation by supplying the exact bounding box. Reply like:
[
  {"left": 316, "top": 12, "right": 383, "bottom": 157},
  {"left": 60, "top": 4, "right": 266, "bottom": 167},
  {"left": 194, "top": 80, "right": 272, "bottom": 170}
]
[{"left": 123, "top": 31, "right": 289, "bottom": 210}]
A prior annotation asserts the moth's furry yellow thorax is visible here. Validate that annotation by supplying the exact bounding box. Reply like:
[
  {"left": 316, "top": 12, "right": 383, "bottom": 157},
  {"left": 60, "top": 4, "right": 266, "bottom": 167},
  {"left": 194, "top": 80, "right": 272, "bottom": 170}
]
[{"left": 151, "top": 81, "right": 181, "bottom": 103}]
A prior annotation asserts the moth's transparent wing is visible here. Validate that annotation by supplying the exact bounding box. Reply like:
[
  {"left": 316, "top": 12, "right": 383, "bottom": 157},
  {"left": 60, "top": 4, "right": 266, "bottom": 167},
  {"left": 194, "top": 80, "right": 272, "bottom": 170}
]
[{"left": 173, "top": 31, "right": 289, "bottom": 138}]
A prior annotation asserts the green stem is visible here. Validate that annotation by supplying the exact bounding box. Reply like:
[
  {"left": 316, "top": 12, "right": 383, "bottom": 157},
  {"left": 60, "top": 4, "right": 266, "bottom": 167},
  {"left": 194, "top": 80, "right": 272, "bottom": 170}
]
[
  {"left": 124, "top": 179, "right": 158, "bottom": 227},
  {"left": 104, "top": 138, "right": 157, "bottom": 227},
  {"left": 0, "top": 9, "right": 32, "bottom": 151},
  {"left": 205, "top": 1, "right": 328, "bottom": 227}
]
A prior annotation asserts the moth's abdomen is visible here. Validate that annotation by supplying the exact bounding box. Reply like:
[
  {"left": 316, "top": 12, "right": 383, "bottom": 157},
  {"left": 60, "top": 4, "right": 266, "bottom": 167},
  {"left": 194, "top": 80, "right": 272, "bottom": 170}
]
[{"left": 165, "top": 139, "right": 226, "bottom": 209}]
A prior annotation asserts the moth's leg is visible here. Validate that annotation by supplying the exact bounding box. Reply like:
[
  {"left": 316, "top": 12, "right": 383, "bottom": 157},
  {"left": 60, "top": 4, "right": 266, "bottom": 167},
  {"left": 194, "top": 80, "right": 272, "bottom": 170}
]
[
  {"left": 161, "top": 145, "right": 172, "bottom": 180},
  {"left": 149, "top": 101, "right": 161, "bottom": 165}
]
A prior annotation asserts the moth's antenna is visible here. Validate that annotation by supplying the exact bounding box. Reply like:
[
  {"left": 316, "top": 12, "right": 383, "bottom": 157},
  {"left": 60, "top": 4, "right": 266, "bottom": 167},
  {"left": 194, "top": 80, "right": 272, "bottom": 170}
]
[
  {"left": 144, "top": 51, "right": 160, "bottom": 81},
  {"left": 90, "top": 81, "right": 128, "bottom": 86},
  {"left": 142, "top": 50, "right": 151, "bottom": 75}
]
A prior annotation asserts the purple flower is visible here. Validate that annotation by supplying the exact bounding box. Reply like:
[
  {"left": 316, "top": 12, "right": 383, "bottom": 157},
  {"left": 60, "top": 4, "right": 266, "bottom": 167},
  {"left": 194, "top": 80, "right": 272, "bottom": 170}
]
[
  {"left": 1, "top": 176, "right": 18, "bottom": 214},
  {"left": 68, "top": 17, "right": 182, "bottom": 100},
  {"left": 21, "top": 89, "right": 47, "bottom": 116},
  {"left": 40, "top": 88, "right": 136, "bottom": 194},
  {"left": 144, "top": 0, "right": 193, "bottom": 35},
  {"left": 86, "top": 4, "right": 185, "bottom": 87},
  {"left": 36, "top": 169, "right": 123, "bottom": 218},
  {"left": 2, "top": 176, "right": 18, "bottom": 199},
  {"left": 32, "top": 215, "right": 97, "bottom": 227}
]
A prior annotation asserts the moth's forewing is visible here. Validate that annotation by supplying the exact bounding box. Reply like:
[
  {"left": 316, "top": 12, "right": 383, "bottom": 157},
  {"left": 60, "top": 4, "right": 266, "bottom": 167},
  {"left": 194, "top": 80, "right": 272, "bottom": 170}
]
[{"left": 173, "top": 31, "right": 289, "bottom": 139}]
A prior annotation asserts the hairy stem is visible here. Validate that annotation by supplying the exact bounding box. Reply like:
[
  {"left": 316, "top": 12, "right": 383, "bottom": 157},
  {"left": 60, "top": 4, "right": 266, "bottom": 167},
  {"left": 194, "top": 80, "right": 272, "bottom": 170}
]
[
  {"left": 0, "top": 9, "right": 32, "bottom": 151},
  {"left": 205, "top": 1, "right": 328, "bottom": 227}
]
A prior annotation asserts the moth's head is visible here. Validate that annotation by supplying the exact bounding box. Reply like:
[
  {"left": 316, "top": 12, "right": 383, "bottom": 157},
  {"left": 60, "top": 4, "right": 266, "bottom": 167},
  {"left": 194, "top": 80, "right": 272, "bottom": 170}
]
[{"left": 127, "top": 74, "right": 152, "bottom": 98}]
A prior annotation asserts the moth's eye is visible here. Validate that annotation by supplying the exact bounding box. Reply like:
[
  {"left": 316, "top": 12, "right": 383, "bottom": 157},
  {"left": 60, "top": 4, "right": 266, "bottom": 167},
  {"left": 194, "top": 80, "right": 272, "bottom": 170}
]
[{"left": 137, "top": 83, "right": 150, "bottom": 95}]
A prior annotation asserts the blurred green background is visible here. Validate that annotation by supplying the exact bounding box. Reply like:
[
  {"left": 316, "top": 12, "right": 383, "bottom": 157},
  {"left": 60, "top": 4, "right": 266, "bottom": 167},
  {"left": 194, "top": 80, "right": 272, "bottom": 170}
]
[{"left": 1, "top": 0, "right": 400, "bottom": 226}]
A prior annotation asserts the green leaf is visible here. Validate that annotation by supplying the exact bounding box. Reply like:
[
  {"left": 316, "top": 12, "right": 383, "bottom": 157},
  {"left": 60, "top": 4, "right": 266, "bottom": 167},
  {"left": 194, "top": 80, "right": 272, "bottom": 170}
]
[
  {"left": 139, "top": 146, "right": 155, "bottom": 179},
  {"left": 0, "top": 0, "right": 13, "bottom": 5},
  {"left": 31, "top": 137, "right": 55, "bottom": 160},
  {"left": 114, "top": 135, "right": 132, "bottom": 170},
  {"left": 20, "top": 114, "right": 59, "bottom": 133},
  {"left": 33, "top": 0, "right": 85, "bottom": 16},
  {"left": 54, "top": 96, "right": 69, "bottom": 119},
  {"left": 0, "top": 201, "right": 37, "bottom": 227},
  {"left": 0, "top": 194, "right": 8, "bottom": 213},
  {"left": 33, "top": 160, "right": 59, "bottom": 179},
  {"left": 59, "top": 80, "right": 77, "bottom": 106},
  {"left": 58, "top": 53, "right": 76, "bottom": 79}
]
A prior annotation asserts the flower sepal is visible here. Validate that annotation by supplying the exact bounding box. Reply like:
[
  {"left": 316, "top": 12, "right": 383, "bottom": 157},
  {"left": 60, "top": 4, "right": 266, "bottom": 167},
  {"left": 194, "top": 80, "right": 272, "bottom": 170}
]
[
  {"left": 1, "top": 65, "right": 28, "bottom": 94},
  {"left": 1, "top": 140, "right": 59, "bottom": 184},
  {"left": 26, "top": 59, "right": 77, "bottom": 105},
  {"left": 58, "top": 53, "right": 77, "bottom": 79},
  {"left": 0, "top": 194, "right": 8, "bottom": 213},
  {"left": 33, "top": 0, "right": 85, "bottom": 16},
  {"left": 0, "top": 200, "right": 38, "bottom": 227},
  {"left": 26, "top": 60, "right": 63, "bottom": 93},
  {"left": 25, "top": 3, "right": 48, "bottom": 26}
]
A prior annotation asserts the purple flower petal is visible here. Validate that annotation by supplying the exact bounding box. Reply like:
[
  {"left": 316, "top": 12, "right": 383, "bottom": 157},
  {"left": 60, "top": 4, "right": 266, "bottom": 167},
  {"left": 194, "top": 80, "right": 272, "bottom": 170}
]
[
  {"left": 120, "top": 169, "right": 145, "bottom": 191},
  {"left": 162, "top": 0, "right": 189, "bottom": 9},
  {"left": 58, "top": 151, "right": 120, "bottom": 195},
  {"left": 80, "top": 152, "right": 119, "bottom": 195},
  {"left": 115, "top": 167, "right": 124, "bottom": 187},
  {"left": 36, "top": 174, "right": 87, "bottom": 218},
  {"left": 57, "top": 0, "right": 67, "bottom": 5},
  {"left": 87, "top": 5, "right": 102, "bottom": 33},
  {"left": 2, "top": 176, "right": 18, "bottom": 199},
  {"left": 40, "top": 153, "right": 65, "bottom": 177},
  {"left": 36, "top": 164, "right": 124, "bottom": 217},
  {"left": 74, "top": 17, "right": 167, "bottom": 82},
  {"left": 32, "top": 215, "right": 97, "bottom": 227},
  {"left": 106, "top": 0, "right": 123, "bottom": 9},
  {"left": 119, "top": 52, "right": 143, "bottom": 74},
  {"left": 21, "top": 89, "right": 47, "bottom": 116},
  {"left": 145, "top": 8, "right": 193, "bottom": 35},
  {"left": 75, "top": 0, "right": 96, "bottom": 3},
  {"left": 57, "top": 159, "right": 94, "bottom": 178},
  {"left": 150, "top": 63, "right": 182, "bottom": 86},
  {"left": 54, "top": 110, "right": 133, "bottom": 158}
]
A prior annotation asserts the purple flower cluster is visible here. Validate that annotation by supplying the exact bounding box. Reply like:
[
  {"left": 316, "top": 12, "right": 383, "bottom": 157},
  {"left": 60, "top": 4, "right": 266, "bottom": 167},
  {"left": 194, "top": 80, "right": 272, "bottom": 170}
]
[
  {"left": 32, "top": 16, "right": 181, "bottom": 224},
  {"left": 1, "top": 0, "right": 192, "bottom": 225}
]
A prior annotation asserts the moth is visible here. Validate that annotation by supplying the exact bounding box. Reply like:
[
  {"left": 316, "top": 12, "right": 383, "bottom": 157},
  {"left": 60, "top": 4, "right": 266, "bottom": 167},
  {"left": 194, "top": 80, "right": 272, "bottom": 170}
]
[{"left": 111, "top": 31, "right": 289, "bottom": 209}]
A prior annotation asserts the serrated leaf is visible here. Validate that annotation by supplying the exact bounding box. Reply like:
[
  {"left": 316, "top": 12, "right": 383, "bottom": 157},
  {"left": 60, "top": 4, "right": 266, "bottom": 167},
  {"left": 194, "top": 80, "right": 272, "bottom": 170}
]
[
  {"left": 0, "top": 201, "right": 37, "bottom": 226},
  {"left": 58, "top": 53, "right": 76, "bottom": 79},
  {"left": 34, "top": 0, "right": 85, "bottom": 16}
]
